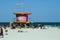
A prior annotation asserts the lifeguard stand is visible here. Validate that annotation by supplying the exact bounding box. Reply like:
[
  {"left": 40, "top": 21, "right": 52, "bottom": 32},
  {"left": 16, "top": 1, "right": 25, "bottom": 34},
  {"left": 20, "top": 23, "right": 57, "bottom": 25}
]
[
  {"left": 11, "top": 12, "right": 31, "bottom": 28},
  {"left": 14, "top": 12, "right": 31, "bottom": 23}
]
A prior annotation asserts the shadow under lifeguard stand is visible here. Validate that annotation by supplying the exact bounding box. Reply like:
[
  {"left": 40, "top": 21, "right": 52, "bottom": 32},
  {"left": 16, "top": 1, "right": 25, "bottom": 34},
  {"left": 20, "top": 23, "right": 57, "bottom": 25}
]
[{"left": 10, "top": 12, "right": 31, "bottom": 29}]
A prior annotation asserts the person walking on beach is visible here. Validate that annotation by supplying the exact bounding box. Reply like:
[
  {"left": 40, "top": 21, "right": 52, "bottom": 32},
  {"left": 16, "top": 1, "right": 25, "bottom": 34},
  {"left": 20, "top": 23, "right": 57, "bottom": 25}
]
[
  {"left": 3, "top": 25, "right": 8, "bottom": 35},
  {"left": 0, "top": 26, "right": 4, "bottom": 38},
  {"left": 38, "top": 24, "right": 44, "bottom": 29}
]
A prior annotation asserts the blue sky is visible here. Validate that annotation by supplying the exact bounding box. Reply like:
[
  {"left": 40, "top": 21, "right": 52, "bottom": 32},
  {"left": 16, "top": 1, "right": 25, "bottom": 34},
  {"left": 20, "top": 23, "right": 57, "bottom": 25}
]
[{"left": 0, "top": 0, "right": 60, "bottom": 22}]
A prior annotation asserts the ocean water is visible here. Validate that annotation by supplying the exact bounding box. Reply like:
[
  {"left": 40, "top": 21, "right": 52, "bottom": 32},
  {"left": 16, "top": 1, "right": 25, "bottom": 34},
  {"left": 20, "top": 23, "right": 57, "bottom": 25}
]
[
  {"left": 0, "top": 22, "right": 60, "bottom": 28},
  {"left": 31, "top": 22, "right": 60, "bottom": 28},
  {"left": 0, "top": 22, "right": 10, "bottom": 27}
]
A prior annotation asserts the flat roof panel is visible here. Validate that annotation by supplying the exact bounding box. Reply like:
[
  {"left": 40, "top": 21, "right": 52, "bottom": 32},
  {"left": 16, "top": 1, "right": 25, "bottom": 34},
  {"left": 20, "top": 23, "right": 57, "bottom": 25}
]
[{"left": 14, "top": 12, "right": 31, "bottom": 15}]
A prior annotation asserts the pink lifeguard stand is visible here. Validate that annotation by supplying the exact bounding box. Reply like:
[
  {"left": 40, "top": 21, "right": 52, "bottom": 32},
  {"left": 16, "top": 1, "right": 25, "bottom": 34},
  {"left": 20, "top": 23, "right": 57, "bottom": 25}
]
[{"left": 14, "top": 12, "right": 31, "bottom": 23}]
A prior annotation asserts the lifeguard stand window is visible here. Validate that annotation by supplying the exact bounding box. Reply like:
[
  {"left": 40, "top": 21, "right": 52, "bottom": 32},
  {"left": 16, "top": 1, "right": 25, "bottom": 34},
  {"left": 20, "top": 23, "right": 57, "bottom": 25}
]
[{"left": 17, "top": 16, "right": 26, "bottom": 22}]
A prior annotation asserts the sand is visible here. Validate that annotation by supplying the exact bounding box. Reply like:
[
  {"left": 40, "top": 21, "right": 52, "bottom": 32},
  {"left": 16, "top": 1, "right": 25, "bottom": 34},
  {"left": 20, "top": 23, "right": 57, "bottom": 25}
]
[{"left": 0, "top": 28, "right": 60, "bottom": 40}]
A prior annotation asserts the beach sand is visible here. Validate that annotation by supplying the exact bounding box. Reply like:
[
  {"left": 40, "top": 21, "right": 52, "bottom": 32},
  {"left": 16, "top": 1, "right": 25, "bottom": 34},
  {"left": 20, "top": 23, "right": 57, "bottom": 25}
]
[{"left": 0, "top": 27, "right": 60, "bottom": 40}]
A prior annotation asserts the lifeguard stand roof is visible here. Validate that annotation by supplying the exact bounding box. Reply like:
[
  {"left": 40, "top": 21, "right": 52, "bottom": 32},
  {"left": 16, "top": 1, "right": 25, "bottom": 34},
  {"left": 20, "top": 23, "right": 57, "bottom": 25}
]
[{"left": 14, "top": 12, "right": 31, "bottom": 15}]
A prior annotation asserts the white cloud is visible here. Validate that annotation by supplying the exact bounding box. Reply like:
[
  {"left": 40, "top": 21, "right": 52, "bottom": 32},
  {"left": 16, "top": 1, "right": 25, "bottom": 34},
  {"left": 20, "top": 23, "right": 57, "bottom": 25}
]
[
  {"left": 16, "top": 2, "right": 24, "bottom": 7},
  {"left": 16, "top": 2, "right": 24, "bottom": 5}
]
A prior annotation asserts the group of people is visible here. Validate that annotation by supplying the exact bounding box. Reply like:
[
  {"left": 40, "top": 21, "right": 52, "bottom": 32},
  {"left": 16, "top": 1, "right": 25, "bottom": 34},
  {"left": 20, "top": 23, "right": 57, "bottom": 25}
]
[{"left": 0, "top": 25, "right": 8, "bottom": 38}]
